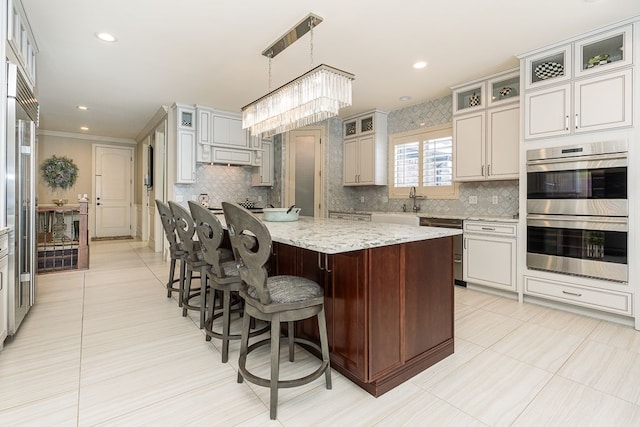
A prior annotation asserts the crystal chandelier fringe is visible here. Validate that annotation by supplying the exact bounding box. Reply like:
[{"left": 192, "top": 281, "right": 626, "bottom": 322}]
[{"left": 242, "top": 64, "right": 354, "bottom": 137}]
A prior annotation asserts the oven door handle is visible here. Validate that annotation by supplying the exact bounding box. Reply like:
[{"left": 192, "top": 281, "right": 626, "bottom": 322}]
[
  {"left": 527, "top": 214, "right": 628, "bottom": 231},
  {"left": 526, "top": 155, "right": 627, "bottom": 172}
]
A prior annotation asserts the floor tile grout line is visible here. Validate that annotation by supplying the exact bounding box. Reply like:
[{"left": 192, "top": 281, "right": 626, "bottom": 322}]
[{"left": 75, "top": 270, "right": 87, "bottom": 427}]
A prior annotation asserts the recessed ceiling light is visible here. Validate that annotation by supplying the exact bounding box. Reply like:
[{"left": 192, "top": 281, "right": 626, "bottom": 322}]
[
  {"left": 95, "top": 32, "right": 117, "bottom": 42},
  {"left": 413, "top": 61, "right": 427, "bottom": 69},
  {"left": 399, "top": 96, "right": 412, "bottom": 101},
  {"left": 77, "top": 105, "right": 88, "bottom": 110},
  {"left": 80, "top": 126, "right": 89, "bottom": 131}
]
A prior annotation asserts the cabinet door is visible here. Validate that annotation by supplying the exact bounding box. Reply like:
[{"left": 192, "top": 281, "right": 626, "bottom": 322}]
[
  {"left": 229, "top": 118, "right": 248, "bottom": 148},
  {"left": 357, "top": 136, "right": 375, "bottom": 184},
  {"left": 331, "top": 250, "right": 368, "bottom": 381},
  {"left": 487, "top": 105, "right": 519, "bottom": 180},
  {"left": 343, "top": 138, "right": 358, "bottom": 185},
  {"left": 176, "top": 130, "right": 196, "bottom": 183},
  {"left": 463, "top": 234, "right": 516, "bottom": 291},
  {"left": 524, "top": 84, "right": 571, "bottom": 139},
  {"left": 213, "top": 116, "right": 230, "bottom": 145},
  {"left": 574, "top": 69, "right": 632, "bottom": 133},
  {"left": 252, "top": 140, "right": 273, "bottom": 186},
  {"left": 453, "top": 112, "right": 485, "bottom": 181},
  {"left": 197, "top": 108, "right": 212, "bottom": 144},
  {"left": 524, "top": 45, "right": 572, "bottom": 90},
  {"left": 404, "top": 238, "right": 453, "bottom": 360}
]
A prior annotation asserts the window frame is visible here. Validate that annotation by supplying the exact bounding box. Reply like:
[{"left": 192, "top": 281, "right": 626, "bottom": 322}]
[{"left": 388, "top": 124, "right": 459, "bottom": 199}]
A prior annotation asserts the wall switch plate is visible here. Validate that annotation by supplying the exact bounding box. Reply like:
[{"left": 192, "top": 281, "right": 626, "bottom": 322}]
[
  {"left": 191, "top": 195, "right": 197, "bottom": 201},
  {"left": 360, "top": 196, "right": 365, "bottom": 203},
  {"left": 469, "top": 195, "right": 478, "bottom": 204},
  {"left": 175, "top": 195, "right": 184, "bottom": 202},
  {"left": 492, "top": 195, "right": 498, "bottom": 204},
  {"left": 382, "top": 196, "right": 388, "bottom": 203},
  {"left": 258, "top": 195, "right": 263, "bottom": 202}
]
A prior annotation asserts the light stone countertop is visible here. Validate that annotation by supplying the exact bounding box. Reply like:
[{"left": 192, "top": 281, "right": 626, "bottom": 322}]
[
  {"left": 218, "top": 215, "right": 461, "bottom": 254},
  {"left": 0, "top": 227, "right": 10, "bottom": 236}
]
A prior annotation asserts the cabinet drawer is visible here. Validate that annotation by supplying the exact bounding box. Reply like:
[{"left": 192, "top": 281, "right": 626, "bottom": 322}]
[
  {"left": 525, "top": 276, "right": 632, "bottom": 316},
  {"left": 464, "top": 221, "right": 517, "bottom": 237},
  {"left": 328, "top": 212, "right": 371, "bottom": 222}
]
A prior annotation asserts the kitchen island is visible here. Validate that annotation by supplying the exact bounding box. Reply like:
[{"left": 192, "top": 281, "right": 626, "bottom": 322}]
[{"left": 255, "top": 216, "right": 461, "bottom": 397}]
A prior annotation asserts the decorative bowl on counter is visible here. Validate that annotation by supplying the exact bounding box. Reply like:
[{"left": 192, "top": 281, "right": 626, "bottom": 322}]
[{"left": 263, "top": 207, "right": 301, "bottom": 222}]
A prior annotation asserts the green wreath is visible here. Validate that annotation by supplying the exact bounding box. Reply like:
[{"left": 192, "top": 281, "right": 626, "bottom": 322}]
[{"left": 40, "top": 155, "right": 78, "bottom": 190}]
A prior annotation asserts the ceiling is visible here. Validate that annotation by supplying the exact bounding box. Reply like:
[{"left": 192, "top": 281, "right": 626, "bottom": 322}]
[{"left": 20, "top": 0, "right": 640, "bottom": 141}]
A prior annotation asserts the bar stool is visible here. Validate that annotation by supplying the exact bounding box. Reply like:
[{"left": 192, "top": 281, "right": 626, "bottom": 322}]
[
  {"left": 169, "top": 201, "right": 209, "bottom": 328},
  {"left": 222, "top": 202, "right": 331, "bottom": 420},
  {"left": 188, "top": 202, "right": 268, "bottom": 362},
  {"left": 155, "top": 200, "right": 186, "bottom": 306}
]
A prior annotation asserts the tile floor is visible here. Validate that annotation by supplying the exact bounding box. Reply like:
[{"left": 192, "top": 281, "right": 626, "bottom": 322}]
[{"left": 2, "top": 240, "right": 640, "bottom": 426}]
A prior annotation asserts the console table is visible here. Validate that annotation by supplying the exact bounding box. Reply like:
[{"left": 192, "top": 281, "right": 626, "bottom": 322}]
[{"left": 36, "top": 201, "right": 89, "bottom": 272}]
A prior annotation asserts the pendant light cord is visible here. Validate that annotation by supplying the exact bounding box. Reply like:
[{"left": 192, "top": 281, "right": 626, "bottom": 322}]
[{"left": 309, "top": 18, "right": 315, "bottom": 68}]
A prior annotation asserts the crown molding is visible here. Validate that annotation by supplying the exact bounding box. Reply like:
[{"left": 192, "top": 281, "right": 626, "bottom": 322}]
[{"left": 37, "top": 129, "right": 137, "bottom": 145}]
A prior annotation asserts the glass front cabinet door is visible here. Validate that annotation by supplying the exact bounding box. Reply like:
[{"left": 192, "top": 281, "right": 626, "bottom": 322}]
[
  {"left": 453, "top": 82, "right": 485, "bottom": 114},
  {"left": 525, "top": 45, "right": 572, "bottom": 90},
  {"left": 574, "top": 25, "right": 633, "bottom": 78}
]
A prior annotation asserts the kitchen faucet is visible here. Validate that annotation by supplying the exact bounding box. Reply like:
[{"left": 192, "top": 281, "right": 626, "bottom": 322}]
[{"left": 408, "top": 186, "right": 425, "bottom": 212}]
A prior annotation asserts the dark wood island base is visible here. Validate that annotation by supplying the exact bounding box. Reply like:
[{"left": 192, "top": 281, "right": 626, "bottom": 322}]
[{"left": 272, "top": 235, "right": 455, "bottom": 397}]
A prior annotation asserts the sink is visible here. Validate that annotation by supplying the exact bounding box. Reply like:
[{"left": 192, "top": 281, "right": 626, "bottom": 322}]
[{"left": 370, "top": 213, "right": 419, "bottom": 226}]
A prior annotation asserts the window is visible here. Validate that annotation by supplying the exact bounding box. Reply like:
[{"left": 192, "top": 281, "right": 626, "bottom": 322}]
[{"left": 388, "top": 124, "right": 458, "bottom": 199}]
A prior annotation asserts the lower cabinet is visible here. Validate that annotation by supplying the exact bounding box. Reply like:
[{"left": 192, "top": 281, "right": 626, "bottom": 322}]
[
  {"left": 463, "top": 220, "right": 517, "bottom": 292},
  {"left": 271, "top": 237, "right": 454, "bottom": 394},
  {"left": 524, "top": 276, "right": 633, "bottom": 316}
]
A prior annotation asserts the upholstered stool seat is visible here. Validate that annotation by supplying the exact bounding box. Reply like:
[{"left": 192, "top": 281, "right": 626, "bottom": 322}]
[{"left": 222, "top": 202, "right": 331, "bottom": 420}]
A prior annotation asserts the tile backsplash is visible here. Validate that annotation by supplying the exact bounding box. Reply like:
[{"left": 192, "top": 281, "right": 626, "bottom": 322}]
[{"left": 174, "top": 164, "right": 271, "bottom": 208}]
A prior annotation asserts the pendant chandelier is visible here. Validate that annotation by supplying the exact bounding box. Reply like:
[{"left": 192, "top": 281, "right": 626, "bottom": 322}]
[{"left": 242, "top": 13, "right": 355, "bottom": 137}]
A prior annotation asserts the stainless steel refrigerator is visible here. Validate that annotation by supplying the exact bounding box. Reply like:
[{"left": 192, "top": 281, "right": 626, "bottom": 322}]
[{"left": 6, "top": 62, "right": 38, "bottom": 336}]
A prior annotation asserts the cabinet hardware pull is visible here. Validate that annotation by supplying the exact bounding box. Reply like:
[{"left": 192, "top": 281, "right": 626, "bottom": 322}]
[
  {"left": 481, "top": 227, "right": 495, "bottom": 231},
  {"left": 575, "top": 113, "right": 579, "bottom": 129},
  {"left": 464, "top": 238, "right": 466, "bottom": 250},
  {"left": 565, "top": 115, "right": 569, "bottom": 131},
  {"left": 488, "top": 164, "right": 491, "bottom": 176},
  {"left": 318, "top": 252, "right": 324, "bottom": 271},
  {"left": 562, "top": 290, "right": 582, "bottom": 297},
  {"left": 481, "top": 165, "right": 484, "bottom": 176},
  {"left": 325, "top": 253, "right": 333, "bottom": 273}
]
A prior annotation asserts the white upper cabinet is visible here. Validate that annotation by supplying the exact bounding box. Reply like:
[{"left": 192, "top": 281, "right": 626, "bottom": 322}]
[
  {"left": 342, "top": 110, "right": 388, "bottom": 186},
  {"left": 574, "top": 25, "right": 633, "bottom": 78},
  {"left": 521, "top": 22, "right": 634, "bottom": 140},
  {"left": 173, "top": 104, "right": 196, "bottom": 184},
  {"left": 7, "top": 0, "right": 38, "bottom": 87},
  {"left": 194, "top": 107, "right": 257, "bottom": 165},
  {"left": 453, "top": 82, "right": 485, "bottom": 114},
  {"left": 213, "top": 115, "right": 247, "bottom": 148},
  {"left": 524, "top": 45, "right": 572, "bottom": 90},
  {"left": 452, "top": 69, "right": 520, "bottom": 182}
]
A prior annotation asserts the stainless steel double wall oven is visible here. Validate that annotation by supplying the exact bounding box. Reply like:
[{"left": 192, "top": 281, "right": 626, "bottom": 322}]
[{"left": 526, "top": 140, "right": 628, "bottom": 283}]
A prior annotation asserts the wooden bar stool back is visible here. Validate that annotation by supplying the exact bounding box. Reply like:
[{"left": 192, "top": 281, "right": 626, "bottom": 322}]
[
  {"left": 168, "top": 201, "right": 208, "bottom": 328},
  {"left": 222, "top": 202, "right": 331, "bottom": 420},
  {"left": 188, "top": 202, "right": 268, "bottom": 362},
  {"left": 155, "top": 200, "right": 185, "bottom": 306}
]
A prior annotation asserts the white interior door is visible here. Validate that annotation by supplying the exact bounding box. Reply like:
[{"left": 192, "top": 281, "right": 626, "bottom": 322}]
[
  {"left": 285, "top": 128, "right": 323, "bottom": 217},
  {"left": 94, "top": 145, "right": 133, "bottom": 237}
]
